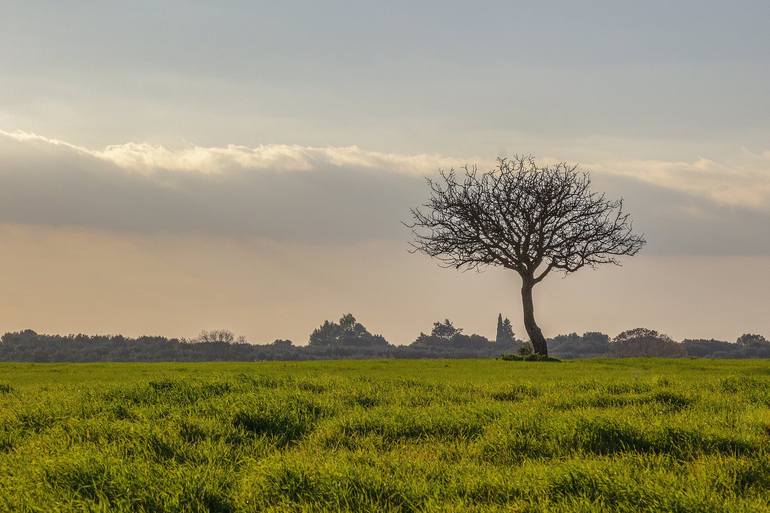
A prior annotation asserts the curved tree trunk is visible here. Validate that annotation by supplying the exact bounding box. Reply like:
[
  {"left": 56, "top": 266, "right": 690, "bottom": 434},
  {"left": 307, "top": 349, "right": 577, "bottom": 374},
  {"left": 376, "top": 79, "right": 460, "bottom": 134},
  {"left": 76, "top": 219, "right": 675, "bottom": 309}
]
[{"left": 521, "top": 279, "right": 548, "bottom": 356}]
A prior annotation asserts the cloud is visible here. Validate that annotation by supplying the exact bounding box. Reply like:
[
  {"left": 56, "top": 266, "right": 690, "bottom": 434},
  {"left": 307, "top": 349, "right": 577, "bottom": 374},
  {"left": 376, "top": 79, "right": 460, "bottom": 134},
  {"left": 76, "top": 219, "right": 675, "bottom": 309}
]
[
  {"left": 0, "top": 129, "right": 768, "bottom": 253},
  {"left": 0, "top": 129, "right": 432, "bottom": 243},
  {"left": 591, "top": 153, "right": 770, "bottom": 210},
  {"left": 5, "top": 129, "right": 769, "bottom": 210},
  {"left": 0, "top": 129, "right": 472, "bottom": 175}
]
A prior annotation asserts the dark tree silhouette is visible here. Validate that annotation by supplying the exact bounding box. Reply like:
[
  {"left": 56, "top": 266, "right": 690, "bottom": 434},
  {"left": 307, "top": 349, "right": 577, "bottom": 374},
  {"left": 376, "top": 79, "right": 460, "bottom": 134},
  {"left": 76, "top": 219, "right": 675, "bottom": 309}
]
[
  {"left": 736, "top": 333, "right": 769, "bottom": 348},
  {"left": 407, "top": 155, "right": 645, "bottom": 355},
  {"left": 611, "top": 328, "right": 685, "bottom": 357},
  {"left": 197, "top": 329, "right": 235, "bottom": 344},
  {"left": 495, "top": 314, "right": 505, "bottom": 344},
  {"left": 308, "top": 314, "right": 389, "bottom": 350},
  {"left": 495, "top": 314, "right": 515, "bottom": 345},
  {"left": 431, "top": 319, "right": 462, "bottom": 340}
]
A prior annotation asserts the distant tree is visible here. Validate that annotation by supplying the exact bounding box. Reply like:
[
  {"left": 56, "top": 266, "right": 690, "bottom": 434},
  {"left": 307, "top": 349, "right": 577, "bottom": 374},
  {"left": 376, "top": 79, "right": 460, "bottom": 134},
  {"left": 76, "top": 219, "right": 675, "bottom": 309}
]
[
  {"left": 502, "top": 318, "right": 514, "bottom": 336},
  {"left": 495, "top": 315, "right": 515, "bottom": 345},
  {"left": 579, "top": 332, "right": 611, "bottom": 356},
  {"left": 549, "top": 331, "right": 610, "bottom": 358},
  {"left": 611, "top": 328, "right": 685, "bottom": 357},
  {"left": 309, "top": 320, "right": 341, "bottom": 347},
  {"left": 548, "top": 332, "right": 580, "bottom": 355},
  {"left": 272, "top": 339, "right": 294, "bottom": 348},
  {"left": 308, "top": 314, "right": 389, "bottom": 349},
  {"left": 681, "top": 338, "right": 738, "bottom": 358},
  {"left": 411, "top": 319, "right": 495, "bottom": 354},
  {"left": 431, "top": 319, "right": 462, "bottom": 340},
  {"left": 450, "top": 333, "right": 491, "bottom": 350},
  {"left": 197, "top": 329, "right": 235, "bottom": 344},
  {"left": 407, "top": 156, "right": 645, "bottom": 355},
  {"left": 339, "top": 313, "right": 357, "bottom": 333},
  {"left": 736, "top": 333, "right": 769, "bottom": 348}
]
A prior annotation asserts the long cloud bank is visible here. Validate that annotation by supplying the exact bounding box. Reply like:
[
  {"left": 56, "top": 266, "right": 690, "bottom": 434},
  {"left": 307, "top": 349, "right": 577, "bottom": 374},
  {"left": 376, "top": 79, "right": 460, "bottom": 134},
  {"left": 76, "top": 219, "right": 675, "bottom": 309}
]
[
  {"left": 1, "top": 130, "right": 471, "bottom": 175},
  {"left": 0, "top": 129, "right": 768, "bottom": 253}
]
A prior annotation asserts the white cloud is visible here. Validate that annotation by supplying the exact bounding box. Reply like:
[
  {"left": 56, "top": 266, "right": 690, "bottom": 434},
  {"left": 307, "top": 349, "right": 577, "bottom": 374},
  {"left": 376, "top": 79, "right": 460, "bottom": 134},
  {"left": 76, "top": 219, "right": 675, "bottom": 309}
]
[
  {"left": 4, "top": 128, "right": 769, "bottom": 210},
  {"left": 0, "top": 129, "right": 473, "bottom": 175},
  {"left": 591, "top": 154, "right": 770, "bottom": 210},
  {"left": 0, "top": 128, "right": 768, "bottom": 253}
]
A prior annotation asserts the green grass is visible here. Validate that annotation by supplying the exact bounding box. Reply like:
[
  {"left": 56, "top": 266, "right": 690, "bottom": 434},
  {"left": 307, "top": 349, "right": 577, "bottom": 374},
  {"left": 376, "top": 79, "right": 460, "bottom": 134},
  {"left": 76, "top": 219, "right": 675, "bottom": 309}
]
[{"left": 2, "top": 359, "right": 770, "bottom": 512}]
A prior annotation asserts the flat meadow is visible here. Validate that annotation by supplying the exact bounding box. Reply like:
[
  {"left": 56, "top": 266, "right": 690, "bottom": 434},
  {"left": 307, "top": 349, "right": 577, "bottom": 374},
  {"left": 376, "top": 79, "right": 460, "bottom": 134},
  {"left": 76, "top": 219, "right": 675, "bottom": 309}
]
[{"left": 1, "top": 359, "right": 770, "bottom": 512}]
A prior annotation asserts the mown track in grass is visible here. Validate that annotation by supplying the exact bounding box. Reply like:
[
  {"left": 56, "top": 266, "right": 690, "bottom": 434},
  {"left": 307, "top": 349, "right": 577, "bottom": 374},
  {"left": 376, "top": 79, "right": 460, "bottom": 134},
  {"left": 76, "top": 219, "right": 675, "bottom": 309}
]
[{"left": 2, "top": 359, "right": 770, "bottom": 512}]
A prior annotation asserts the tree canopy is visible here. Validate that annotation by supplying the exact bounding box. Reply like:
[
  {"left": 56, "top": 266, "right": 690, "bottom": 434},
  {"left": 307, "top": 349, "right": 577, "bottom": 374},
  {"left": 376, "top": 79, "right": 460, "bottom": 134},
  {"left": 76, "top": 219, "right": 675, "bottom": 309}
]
[{"left": 408, "top": 155, "right": 645, "bottom": 355}]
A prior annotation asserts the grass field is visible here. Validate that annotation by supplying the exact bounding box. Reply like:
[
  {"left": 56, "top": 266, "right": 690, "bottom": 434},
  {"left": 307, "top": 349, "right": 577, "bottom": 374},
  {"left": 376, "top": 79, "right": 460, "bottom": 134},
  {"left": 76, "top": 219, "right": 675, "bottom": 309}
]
[{"left": 2, "top": 359, "right": 770, "bottom": 512}]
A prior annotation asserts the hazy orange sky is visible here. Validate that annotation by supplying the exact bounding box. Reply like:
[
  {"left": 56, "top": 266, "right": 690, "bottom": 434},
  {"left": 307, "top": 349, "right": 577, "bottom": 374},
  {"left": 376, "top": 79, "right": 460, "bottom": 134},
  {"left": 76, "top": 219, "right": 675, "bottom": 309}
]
[{"left": 1, "top": 2, "right": 769, "bottom": 343}]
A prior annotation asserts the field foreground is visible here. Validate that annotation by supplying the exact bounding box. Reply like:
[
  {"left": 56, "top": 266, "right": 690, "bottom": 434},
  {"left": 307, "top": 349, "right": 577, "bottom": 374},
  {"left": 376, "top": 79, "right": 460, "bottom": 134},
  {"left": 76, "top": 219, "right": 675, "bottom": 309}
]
[{"left": 1, "top": 359, "right": 770, "bottom": 512}]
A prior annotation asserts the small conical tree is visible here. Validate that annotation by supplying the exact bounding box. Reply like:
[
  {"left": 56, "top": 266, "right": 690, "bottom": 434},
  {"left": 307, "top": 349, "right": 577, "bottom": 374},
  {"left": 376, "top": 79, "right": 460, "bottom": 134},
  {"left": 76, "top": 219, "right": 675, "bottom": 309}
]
[
  {"left": 501, "top": 318, "right": 515, "bottom": 344},
  {"left": 495, "top": 314, "right": 505, "bottom": 344}
]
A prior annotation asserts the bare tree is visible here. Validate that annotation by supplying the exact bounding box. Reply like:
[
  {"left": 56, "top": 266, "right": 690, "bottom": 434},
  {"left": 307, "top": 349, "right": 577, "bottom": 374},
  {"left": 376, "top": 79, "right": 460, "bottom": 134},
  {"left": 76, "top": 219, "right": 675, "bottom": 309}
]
[
  {"left": 197, "top": 329, "right": 235, "bottom": 344},
  {"left": 406, "top": 156, "right": 645, "bottom": 356}
]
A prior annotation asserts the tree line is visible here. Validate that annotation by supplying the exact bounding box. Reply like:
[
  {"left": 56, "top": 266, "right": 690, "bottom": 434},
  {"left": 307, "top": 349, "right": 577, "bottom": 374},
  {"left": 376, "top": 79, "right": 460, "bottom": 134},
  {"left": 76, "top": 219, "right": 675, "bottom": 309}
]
[{"left": 0, "top": 316, "right": 767, "bottom": 362}]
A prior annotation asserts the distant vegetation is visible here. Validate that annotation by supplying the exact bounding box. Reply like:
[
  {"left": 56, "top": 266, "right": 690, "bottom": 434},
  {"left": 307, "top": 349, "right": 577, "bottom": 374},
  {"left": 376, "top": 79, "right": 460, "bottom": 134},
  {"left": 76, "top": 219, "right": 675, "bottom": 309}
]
[
  {"left": 0, "top": 314, "right": 767, "bottom": 362},
  {"left": 3, "top": 359, "right": 770, "bottom": 511}
]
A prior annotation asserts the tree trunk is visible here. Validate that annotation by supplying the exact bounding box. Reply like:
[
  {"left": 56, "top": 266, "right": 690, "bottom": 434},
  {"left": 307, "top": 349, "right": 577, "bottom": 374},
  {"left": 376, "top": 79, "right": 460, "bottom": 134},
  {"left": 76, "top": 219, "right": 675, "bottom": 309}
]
[{"left": 521, "top": 279, "right": 548, "bottom": 356}]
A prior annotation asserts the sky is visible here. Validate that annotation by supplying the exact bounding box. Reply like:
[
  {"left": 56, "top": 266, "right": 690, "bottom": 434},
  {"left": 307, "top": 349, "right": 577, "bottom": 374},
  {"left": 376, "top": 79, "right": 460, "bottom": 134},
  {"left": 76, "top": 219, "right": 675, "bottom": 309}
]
[{"left": 1, "top": 1, "right": 769, "bottom": 344}]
